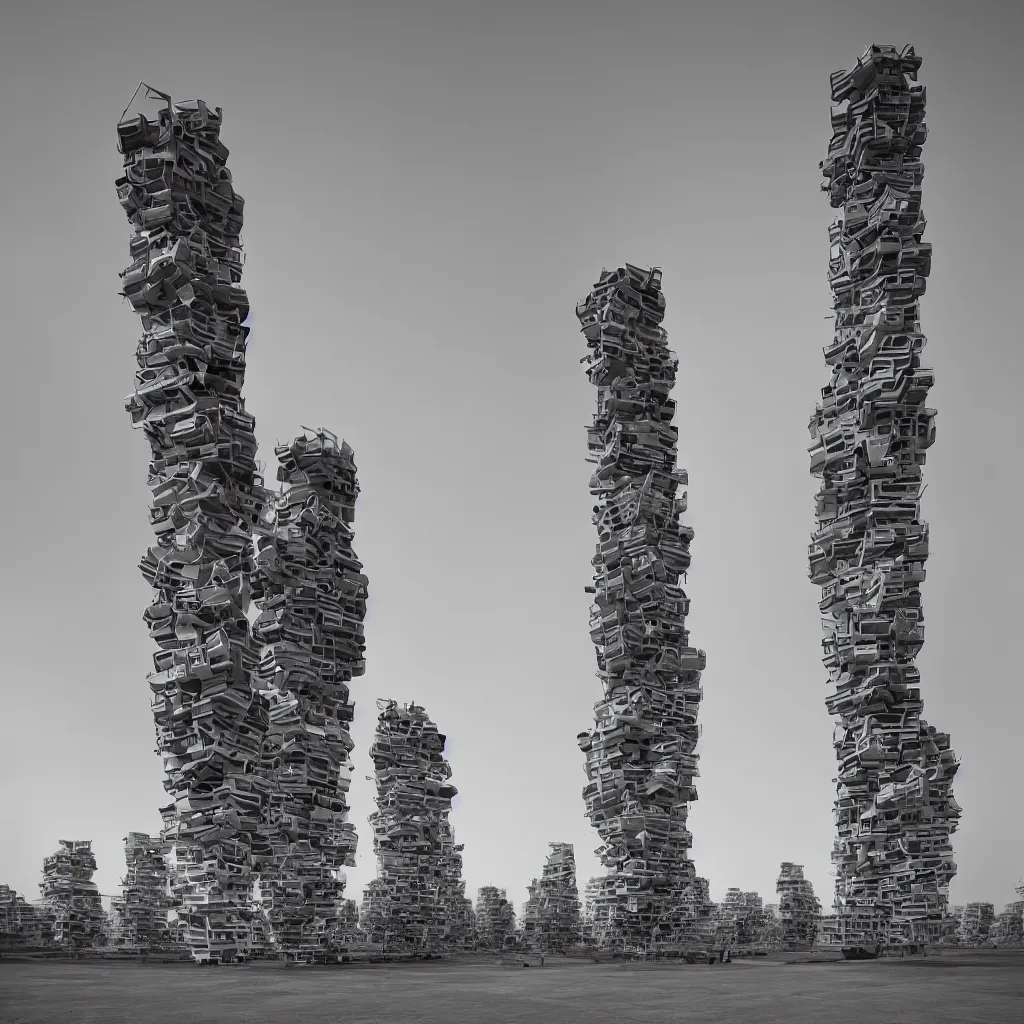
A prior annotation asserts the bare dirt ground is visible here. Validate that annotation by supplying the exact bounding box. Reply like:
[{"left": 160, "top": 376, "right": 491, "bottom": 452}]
[{"left": 1, "top": 948, "right": 1021, "bottom": 1024}]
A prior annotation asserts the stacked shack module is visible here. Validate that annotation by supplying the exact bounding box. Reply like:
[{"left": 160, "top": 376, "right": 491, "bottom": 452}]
[
  {"left": 117, "top": 87, "right": 271, "bottom": 963},
  {"left": 39, "top": 841, "right": 105, "bottom": 950},
  {"left": 775, "top": 863, "right": 821, "bottom": 950},
  {"left": 107, "top": 833, "right": 172, "bottom": 952},
  {"left": 522, "top": 843, "right": 582, "bottom": 950},
  {"left": 809, "top": 44, "right": 961, "bottom": 949},
  {"left": 576, "top": 265, "right": 706, "bottom": 950},
  {"left": 250, "top": 429, "right": 366, "bottom": 961},
  {"left": 367, "top": 700, "right": 458, "bottom": 951}
]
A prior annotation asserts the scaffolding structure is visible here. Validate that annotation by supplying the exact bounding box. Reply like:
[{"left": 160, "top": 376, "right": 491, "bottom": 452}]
[
  {"left": 808, "top": 45, "right": 960, "bottom": 948},
  {"left": 117, "top": 86, "right": 270, "bottom": 963},
  {"left": 576, "top": 264, "right": 707, "bottom": 950}
]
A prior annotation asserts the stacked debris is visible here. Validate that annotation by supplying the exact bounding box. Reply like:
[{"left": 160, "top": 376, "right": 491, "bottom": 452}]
[
  {"left": 366, "top": 700, "right": 457, "bottom": 952},
  {"left": 955, "top": 903, "right": 994, "bottom": 946},
  {"left": 39, "top": 841, "right": 105, "bottom": 950},
  {"left": 106, "top": 833, "right": 172, "bottom": 952},
  {"left": 576, "top": 264, "right": 706, "bottom": 950},
  {"left": 521, "top": 843, "right": 582, "bottom": 950},
  {"left": 776, "top": 863, "right": 821, "bottom": 950},
  {"left": 250, "top": 429, "right": 366, "bottom": 961},
  {"left": 117, "top": 85, "right": 270, "bottom": 962},
  {"left": 809, "top": 45, "right": 961, "bottom": 948},
  {"left": 475, "top": 887, "right": 516, "bottom": 950},
  {"left": 438, "top": 817, "right": 474, "bottom": 949},
  {"left": 988, "top": 902, "right": 1024, "bottom": 946}
]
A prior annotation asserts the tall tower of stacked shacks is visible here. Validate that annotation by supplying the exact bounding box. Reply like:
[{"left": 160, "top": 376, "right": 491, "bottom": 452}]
[
  {"left": 250, "top": 429, "right": 366, "bottom": 961},
  {"left": 359, "top": 877, "right": 392, "bottom": 945},
  {"left": 117, "top": 86, "right": 270, "bottom": 963},
  {"left": 712, "top": 889, "right": 778, "bottom": 949},
  {"left": 522, "top": 843, "right": 582, "bottom": 950},
  {"left": 576, "top": 265, "right": 708, "bottom": 950},
  {"left": 775, "top": 863, "right": 821, "bottom": 950},
  {"left": 475, "top": 887, "right": 516, "bottom": 950},
  {"left": 39, "top": 841, "right": 105, "bottom": 950},
  {"left": 438, "top": 817, "right": 474, "bottom": 949},
  {"left": 808, "top": 45, "right": 961, "bottom": 950},
  {"left": 106, "top": 833, "right": 172, "bottom": 952},
  {"left": 366, "top": 700, "right": 457, "bottom": 952}
]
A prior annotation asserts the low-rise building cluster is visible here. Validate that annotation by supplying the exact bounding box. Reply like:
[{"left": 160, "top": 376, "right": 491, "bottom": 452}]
[
  {"left": 0, "top": 886, "right": 54, "bottom": 950},
  {"left": 988, "top": 902, "right": 1024, "bottom": 946}
]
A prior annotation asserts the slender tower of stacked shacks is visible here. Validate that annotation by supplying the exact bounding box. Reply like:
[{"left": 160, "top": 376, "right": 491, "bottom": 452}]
[
  {"left": 577, "top": 265, "right": 707, "bottom": 950},
  {"left": 117, "top": 86, "right": 270, "bottom": 963},
  {"left": 39, "top": 841, "right": 105, "bottom": 951},
  {"left": 106, "top": 833, "right": 172, "bottom": 952},
  {"left": 474, "top": 887, "right": 516, "bottom": 950},
  {"left": 809, "top": 45, "right": 961, "bottom": 949},
  {"left": 250, "top": 429, "right": 366, "bottom": 961},
  {"left": 438, "top": 817, "right": 474, "bottom": 949},
  {"left": 366, "top": 700, "right": 457, "bottom": 952},
  {"left": 775, "top": 863, "right": 821, "bottom": 950},
  {"left": 521, "top": 843, "right": 582, "bottom": 950}
]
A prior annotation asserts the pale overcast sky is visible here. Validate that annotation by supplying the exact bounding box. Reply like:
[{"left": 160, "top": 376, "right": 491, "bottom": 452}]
[{"left": 1, "top": 0, "right": 1021, "bottom": 916}]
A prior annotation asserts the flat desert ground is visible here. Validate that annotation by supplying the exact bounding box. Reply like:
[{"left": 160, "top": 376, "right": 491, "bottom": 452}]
[{"left": 1, "top": 949, "right": 1022, "bottom": 1024}]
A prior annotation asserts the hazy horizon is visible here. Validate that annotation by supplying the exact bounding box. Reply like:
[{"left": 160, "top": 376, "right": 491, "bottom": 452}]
[{"left": 1, "top": 0, "right": 1021, "bottom": 919}]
